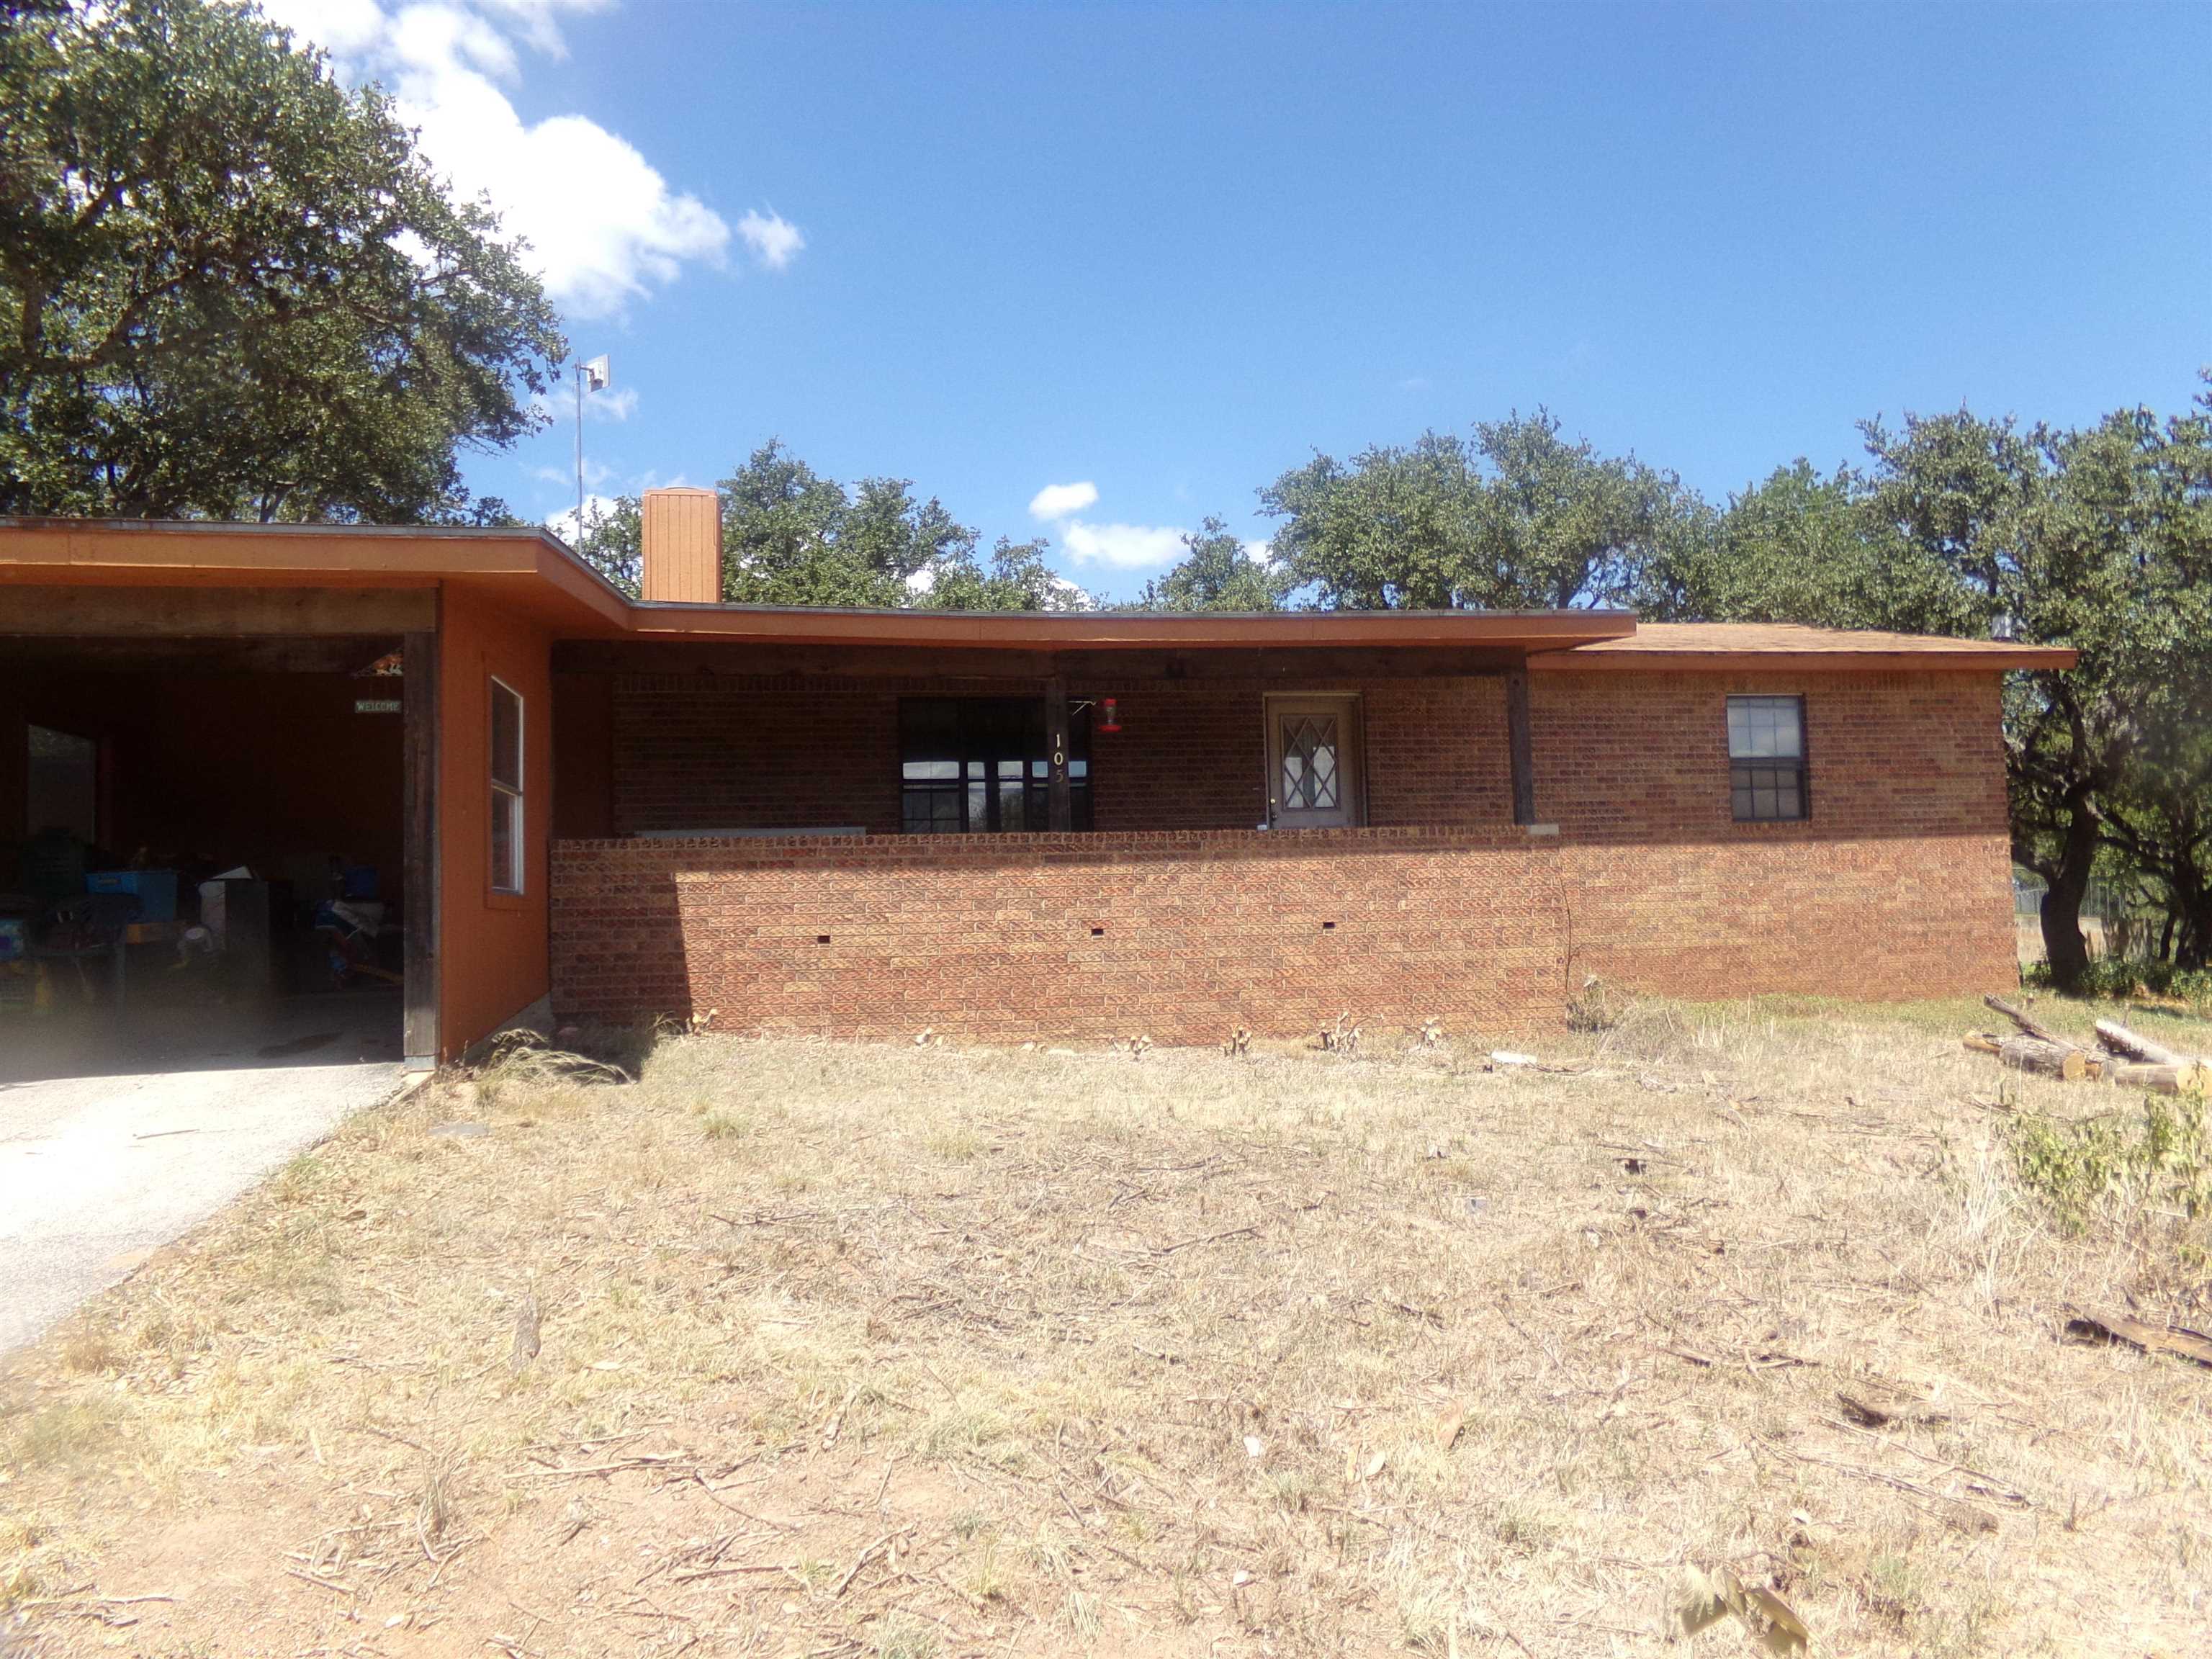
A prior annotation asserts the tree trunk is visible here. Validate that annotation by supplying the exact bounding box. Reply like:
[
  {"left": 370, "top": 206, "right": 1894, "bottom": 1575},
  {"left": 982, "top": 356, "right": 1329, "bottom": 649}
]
[
  {"left": 2037, "top": 806, "right": 2100, "bottom": 992},
  {"left": 2092, "top": 1018, "right": 2184, "bottom": 1066},
  {"left": 2041, "top": 881, "right": 2092, "bottom": 990},
  {"left": 2106, "top": 1060, "right": 2212, "bottom": 1096},
  {"left": 2000, "top": 1035, "right": 2087, "bottom": 1081},
  {"left": 2177, "top": 884, "right": 2212, "bottom": 972}
]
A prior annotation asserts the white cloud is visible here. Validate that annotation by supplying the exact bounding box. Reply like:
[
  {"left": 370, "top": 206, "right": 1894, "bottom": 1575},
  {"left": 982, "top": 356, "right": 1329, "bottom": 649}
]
[
  {"left": 1027, "top": 480, "right": 1100, "bottom": 521},
  {"left": 737, "top": 210, "right": 806, "bottom": 271},
  {"left": 261, "top": 0, "right": 740, "bottom": 318},
  {"left": 544, "top": 492, "right": 619, "bottom": 544},
  {"left": 1058, "top": 520, "right": 1187, "bottom": 570},
  {"left": 1027, "top": 478, "right": 1190, "bottom": 570},
  {"left": 1242, "top": 538, "right": 1274, "bottom": 566}
]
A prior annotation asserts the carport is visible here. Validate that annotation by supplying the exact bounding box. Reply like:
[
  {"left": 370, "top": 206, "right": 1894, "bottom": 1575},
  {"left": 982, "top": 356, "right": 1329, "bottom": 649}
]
[
  {"left": 1, "top": 519, "right": 621, "bottom": 1072},
  {"left": 2, "top": 579, "right": 429, "bottom": 1066}
]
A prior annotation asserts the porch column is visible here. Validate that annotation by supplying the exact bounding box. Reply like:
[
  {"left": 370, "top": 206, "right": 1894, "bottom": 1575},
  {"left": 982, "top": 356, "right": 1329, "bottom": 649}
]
[
  {"left": 402, "top": 625, "right": 441, "bottom": 1068},
  {"left": 1505, "top": 665, "right": 1537, "bottom": 826},
  {"left": 1045, "top": 673, "right": 1072, "bottom": 831}
]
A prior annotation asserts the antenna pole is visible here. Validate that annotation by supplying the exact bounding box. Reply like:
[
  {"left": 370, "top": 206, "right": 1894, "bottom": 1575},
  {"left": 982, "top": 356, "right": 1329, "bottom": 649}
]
[{"left": 574, "top": 364, "right": 584, "bottom": 540}]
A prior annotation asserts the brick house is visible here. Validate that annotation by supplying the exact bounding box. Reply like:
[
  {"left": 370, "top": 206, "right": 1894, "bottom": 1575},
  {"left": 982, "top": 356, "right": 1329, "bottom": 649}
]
[{"left": 1, "top": 492, "right": 2071, "bottom": 1064}]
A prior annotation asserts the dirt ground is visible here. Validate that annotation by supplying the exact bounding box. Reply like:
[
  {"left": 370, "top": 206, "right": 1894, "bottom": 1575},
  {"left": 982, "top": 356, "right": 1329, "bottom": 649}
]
[{"left": 3, "top": 997, "right": 2209, "bottom": 1658}]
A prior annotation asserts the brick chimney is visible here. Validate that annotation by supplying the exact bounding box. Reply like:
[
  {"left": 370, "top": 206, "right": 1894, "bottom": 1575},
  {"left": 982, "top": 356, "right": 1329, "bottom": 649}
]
[{"left": 639, "top": 487, "right": 720, "bottom": 603}]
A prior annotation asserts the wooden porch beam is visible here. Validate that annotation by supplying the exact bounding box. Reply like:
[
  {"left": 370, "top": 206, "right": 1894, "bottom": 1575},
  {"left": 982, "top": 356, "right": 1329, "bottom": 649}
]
[
  {"left": 551, "top": 640, "right": 1526, "bottom": 682},
  {"left": 0, "top": 634, "right": 400, "bottom": 674},
  {"left": 1045, "top": 674, "right": 1071, "bottom": 831},
  {"left": 0, "top": 583, "right": 436, "bottom": 637},
  {"left": 402, "top": 625, "right": 441, "bottom": 1069}
]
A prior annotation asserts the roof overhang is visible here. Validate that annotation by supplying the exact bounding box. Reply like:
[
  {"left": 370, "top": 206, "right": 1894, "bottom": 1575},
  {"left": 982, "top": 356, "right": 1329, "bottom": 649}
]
[
  {"left": 1529, "top": 633, "right": 2077, "bottom": 674},
  {"left": 0, "top": 518, "right": 1633, "bottom": 653},
  {"left": 0, "top": 520, "right": 2080, "bottom": 673},
  {"left": 0, "top": 516, "right": 632, "bottom": 634},
  {"left": 624, "top": 601, "right": 1636, "bottom": 652}
]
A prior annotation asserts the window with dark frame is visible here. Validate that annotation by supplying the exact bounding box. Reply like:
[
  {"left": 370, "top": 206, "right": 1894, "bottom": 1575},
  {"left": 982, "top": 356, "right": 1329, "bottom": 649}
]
[
  {"left": 490, "top": 678, "right": 524, "bottom": 892},
  {"left": 1727, "top": 695, "right": 1807, "bottom": 822},
  {"left": 900, "top": 698, "right": 1091, "bottom": 833}
]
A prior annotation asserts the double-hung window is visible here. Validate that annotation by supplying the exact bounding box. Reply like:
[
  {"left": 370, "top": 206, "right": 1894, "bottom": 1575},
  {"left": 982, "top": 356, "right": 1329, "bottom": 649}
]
[
  {"left": 490, "top": 678, "right": 525, "bottom": 892},
  {"left": 1727, "top": 695, "right": 1807, "bottom": 822}
]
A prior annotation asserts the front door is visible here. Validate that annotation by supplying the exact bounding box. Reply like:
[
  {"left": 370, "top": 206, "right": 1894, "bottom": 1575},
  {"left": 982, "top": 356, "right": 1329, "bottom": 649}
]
[{"left": 1266, "top": 694, "right": 1362, "bottom": 829}]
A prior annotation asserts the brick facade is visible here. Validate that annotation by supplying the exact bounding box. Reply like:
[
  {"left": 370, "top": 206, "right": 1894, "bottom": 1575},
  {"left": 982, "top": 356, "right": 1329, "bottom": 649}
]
[
  {"left": 605, "top": 672, "right": 1516, "bottom": 835},
  {"left": 550, "top": 667, "right": 2018, "bottom": 1041}
]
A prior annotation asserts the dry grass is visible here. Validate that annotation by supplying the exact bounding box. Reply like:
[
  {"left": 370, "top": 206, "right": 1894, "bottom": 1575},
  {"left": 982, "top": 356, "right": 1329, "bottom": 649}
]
[{"left": 4, "top": 996, "right": 2211, "bottom": 1656}]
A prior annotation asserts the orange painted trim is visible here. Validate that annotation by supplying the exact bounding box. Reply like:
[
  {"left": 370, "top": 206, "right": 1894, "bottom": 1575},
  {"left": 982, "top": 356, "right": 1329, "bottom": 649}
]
[
  {"left": 0, "top": 518, "right": 2082, "bottom": 673},
  {"left": 625, "top": 604, "right": 1635, "bottom": 650},
  {"left": 1526, "top": 645, "right": 2078, "bottom": 673}
]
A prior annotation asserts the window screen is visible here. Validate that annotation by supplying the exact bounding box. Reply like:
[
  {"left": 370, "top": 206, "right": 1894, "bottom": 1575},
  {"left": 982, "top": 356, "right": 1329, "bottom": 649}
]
[
  {"left": 899, "top": 698, "right": 1090, "bottom": 833},
  {"left": 1727, "top": 696, "right": 1807, "bottom": 822},
  {"left": 490, "top": 679, "right": 524, "bottom": 891}
]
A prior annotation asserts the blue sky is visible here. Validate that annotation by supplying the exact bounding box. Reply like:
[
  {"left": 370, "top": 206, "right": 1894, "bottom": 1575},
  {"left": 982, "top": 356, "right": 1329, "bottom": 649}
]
[{"left": 274, "top": 1, "right": 2211, "bottom": 601}]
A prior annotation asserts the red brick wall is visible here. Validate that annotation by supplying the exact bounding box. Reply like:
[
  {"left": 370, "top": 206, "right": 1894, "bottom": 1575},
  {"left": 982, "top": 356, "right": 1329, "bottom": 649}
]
[
  {"left": 552, "top": 667, "right": 2019, "bottom": 1040},
  {"left": 611, "top": 675, "right": 903, "bottom": 835},
  {"left": 1527, "top": 669, "right": 2009, "bottom": 842},
  {"left": 604, "top": 673, "right": 1518, "bottom": 835},
  {"left": 552, "top": 828, "right": 1566, "bottom": 1043}
]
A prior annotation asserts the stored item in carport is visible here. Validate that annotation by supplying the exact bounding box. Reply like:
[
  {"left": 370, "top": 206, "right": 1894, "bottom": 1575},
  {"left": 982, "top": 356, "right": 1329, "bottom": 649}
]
[{"left": 87, "top": 868, "right": 179, "bottom": 922}]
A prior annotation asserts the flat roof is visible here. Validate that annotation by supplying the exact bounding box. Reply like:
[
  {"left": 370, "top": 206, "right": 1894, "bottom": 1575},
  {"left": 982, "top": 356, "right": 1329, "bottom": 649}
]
[
  {"left": 626, "top": 599, "right": 1636, "bottom": 649},
  {"left": 0, "top": 517, "right": 2078, "bottom": 669},
  {"left": 1529, "top": 620, "right": 2077, "bottom": 673}
]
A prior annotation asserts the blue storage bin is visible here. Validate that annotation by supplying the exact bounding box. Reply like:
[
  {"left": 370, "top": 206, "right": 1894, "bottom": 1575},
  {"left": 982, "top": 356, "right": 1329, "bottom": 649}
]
[{"left": 86, "top": 869, "right": 179, "bottom": 922}]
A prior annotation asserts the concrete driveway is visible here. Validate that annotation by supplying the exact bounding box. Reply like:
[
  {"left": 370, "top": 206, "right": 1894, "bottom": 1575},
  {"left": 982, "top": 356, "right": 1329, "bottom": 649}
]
[{"left": 0, "top": 997, "right": 404, "bottom": 1356}]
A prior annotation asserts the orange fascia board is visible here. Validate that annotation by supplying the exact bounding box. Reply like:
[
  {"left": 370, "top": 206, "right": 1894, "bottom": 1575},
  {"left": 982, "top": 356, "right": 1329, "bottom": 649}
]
[
  {"left": 0, "top": 517, "right": 631, "bottom": 633},
  {"left": 1529, "top": 644, "right": 2078, "bottom": 673},
  {"left": 623, "top": 603, "right": 1637, "bottom": 651},
  {"left": 1528, "top": 619, "right": 2077, "bottom": 673},
  {"left": 0, "top": 521, "right": 2083, "bottom": 670}
]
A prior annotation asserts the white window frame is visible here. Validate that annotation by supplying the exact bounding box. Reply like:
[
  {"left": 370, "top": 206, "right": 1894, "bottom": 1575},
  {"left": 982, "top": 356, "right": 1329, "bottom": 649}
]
[{"left": 489, "top": 676, "right": 525, "bottom": 894}]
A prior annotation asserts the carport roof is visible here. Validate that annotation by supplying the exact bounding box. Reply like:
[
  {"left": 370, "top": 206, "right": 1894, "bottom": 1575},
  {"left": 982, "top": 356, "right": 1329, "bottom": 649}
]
[{"left": 0, "top": 516, "right": 2078, "bottom": 670}]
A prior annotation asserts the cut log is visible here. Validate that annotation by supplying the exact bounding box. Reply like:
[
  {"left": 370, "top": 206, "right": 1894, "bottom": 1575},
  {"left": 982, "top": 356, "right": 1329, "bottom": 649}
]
[
  {"left": 1984, "top": 994, "right": 2072, "bottom": 1048},
  {"left": 2092, "top": 1018, "right": 2188, "bottom": 1069},
  {"left": 1998, "top": 1035, "right": 2087, "bottom": 1082},
  {"left": 1962, "top": 1033, "right": 2003, "bottom": 1056},
  {"left": 2105, "top": 1059, "right": 2212, "bottom": 1097}
]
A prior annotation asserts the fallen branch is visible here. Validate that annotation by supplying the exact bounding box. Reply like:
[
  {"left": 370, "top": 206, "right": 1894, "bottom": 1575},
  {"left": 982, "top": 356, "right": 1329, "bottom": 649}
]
[
  {"left": 1985, "top": 994, "right": 2072, "bottom": 1047},
  {"left": 2092, "top": 1018, "right": 2186, "bottom": 1066},
  {"left": 2064, "top": 1310, "right": 2212, "bottom": 1370},
  {"left": 1997, "top": 1035, "right": 2087, "bottom": 1082},
  {"left": 2105, "top": 1059, "right": 2212, "bottom": 1096}
]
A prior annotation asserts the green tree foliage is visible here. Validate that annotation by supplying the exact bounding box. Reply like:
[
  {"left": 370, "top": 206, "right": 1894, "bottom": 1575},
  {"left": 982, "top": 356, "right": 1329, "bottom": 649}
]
[
  {"left": 1673, "top": 461, "right": 1889, "bottom": 628},
  {"left": 570, "top": 495, "right": 642, "bottom": 594},
  {"left": 0, "top": 0, "right": 563, "bottom": 522},
  {"left": 567, "top": 441, "right": 1093, "bottom": 611},
  {"left": 1139, "top": 516, "right": 1291, "bottom": 611},
  {"left": 1261, "top": 410, "right": 1706, "bottom": 611}
]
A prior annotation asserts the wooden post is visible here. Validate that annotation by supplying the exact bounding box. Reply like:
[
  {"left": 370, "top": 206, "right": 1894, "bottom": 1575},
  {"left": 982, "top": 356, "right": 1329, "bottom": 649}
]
[
  {"left": 1506, "top": 667, "right": 1537, "bottom": 827},
  {"left": 1045, "top": 673, "right": 1072, "bottom": 832},
  {"left": 402, "top": 625, "right": 441, "bottom": 1069}
]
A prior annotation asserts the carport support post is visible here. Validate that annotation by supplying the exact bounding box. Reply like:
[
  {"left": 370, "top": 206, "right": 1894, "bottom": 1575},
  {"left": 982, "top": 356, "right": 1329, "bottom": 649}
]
[
  {"left": 1506, "top": 666, "right": 1537, "bottom": 827},
  {"left": 402, "top": 627, "right": 441, "bottom": 1068},
  {"left": 1045, "top": 673, "right": 1071, "bottom": 832}
]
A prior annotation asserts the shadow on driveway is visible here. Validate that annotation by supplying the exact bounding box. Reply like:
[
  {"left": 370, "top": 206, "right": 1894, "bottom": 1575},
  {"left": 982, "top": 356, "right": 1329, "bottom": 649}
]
[{"left": 0, "top": 992, "right": 408, "bottom": 1356}]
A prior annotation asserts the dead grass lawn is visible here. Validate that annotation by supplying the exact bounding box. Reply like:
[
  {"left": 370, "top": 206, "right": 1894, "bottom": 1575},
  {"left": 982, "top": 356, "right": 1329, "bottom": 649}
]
[{"left": 4, "top": 997, "right": 2211, "bottom": 1657}]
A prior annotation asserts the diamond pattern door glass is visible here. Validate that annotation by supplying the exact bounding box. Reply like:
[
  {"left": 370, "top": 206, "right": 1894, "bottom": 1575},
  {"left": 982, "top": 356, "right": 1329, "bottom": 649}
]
[{"left": 1280, "top": 715, "right": 1341, "bottom": 810}]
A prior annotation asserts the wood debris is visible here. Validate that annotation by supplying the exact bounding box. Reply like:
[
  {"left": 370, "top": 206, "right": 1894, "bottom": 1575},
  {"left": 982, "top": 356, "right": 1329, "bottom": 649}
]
[
  {"left": 1964, "top": 997, "right": 2208, "bottom": 1095},
  {"left": 2063, "top": 1310, "right": 2212, "bottom": 1370},
  {"left": 1680, "top": 1565, "right": 1810, "bottom": 1655}
]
